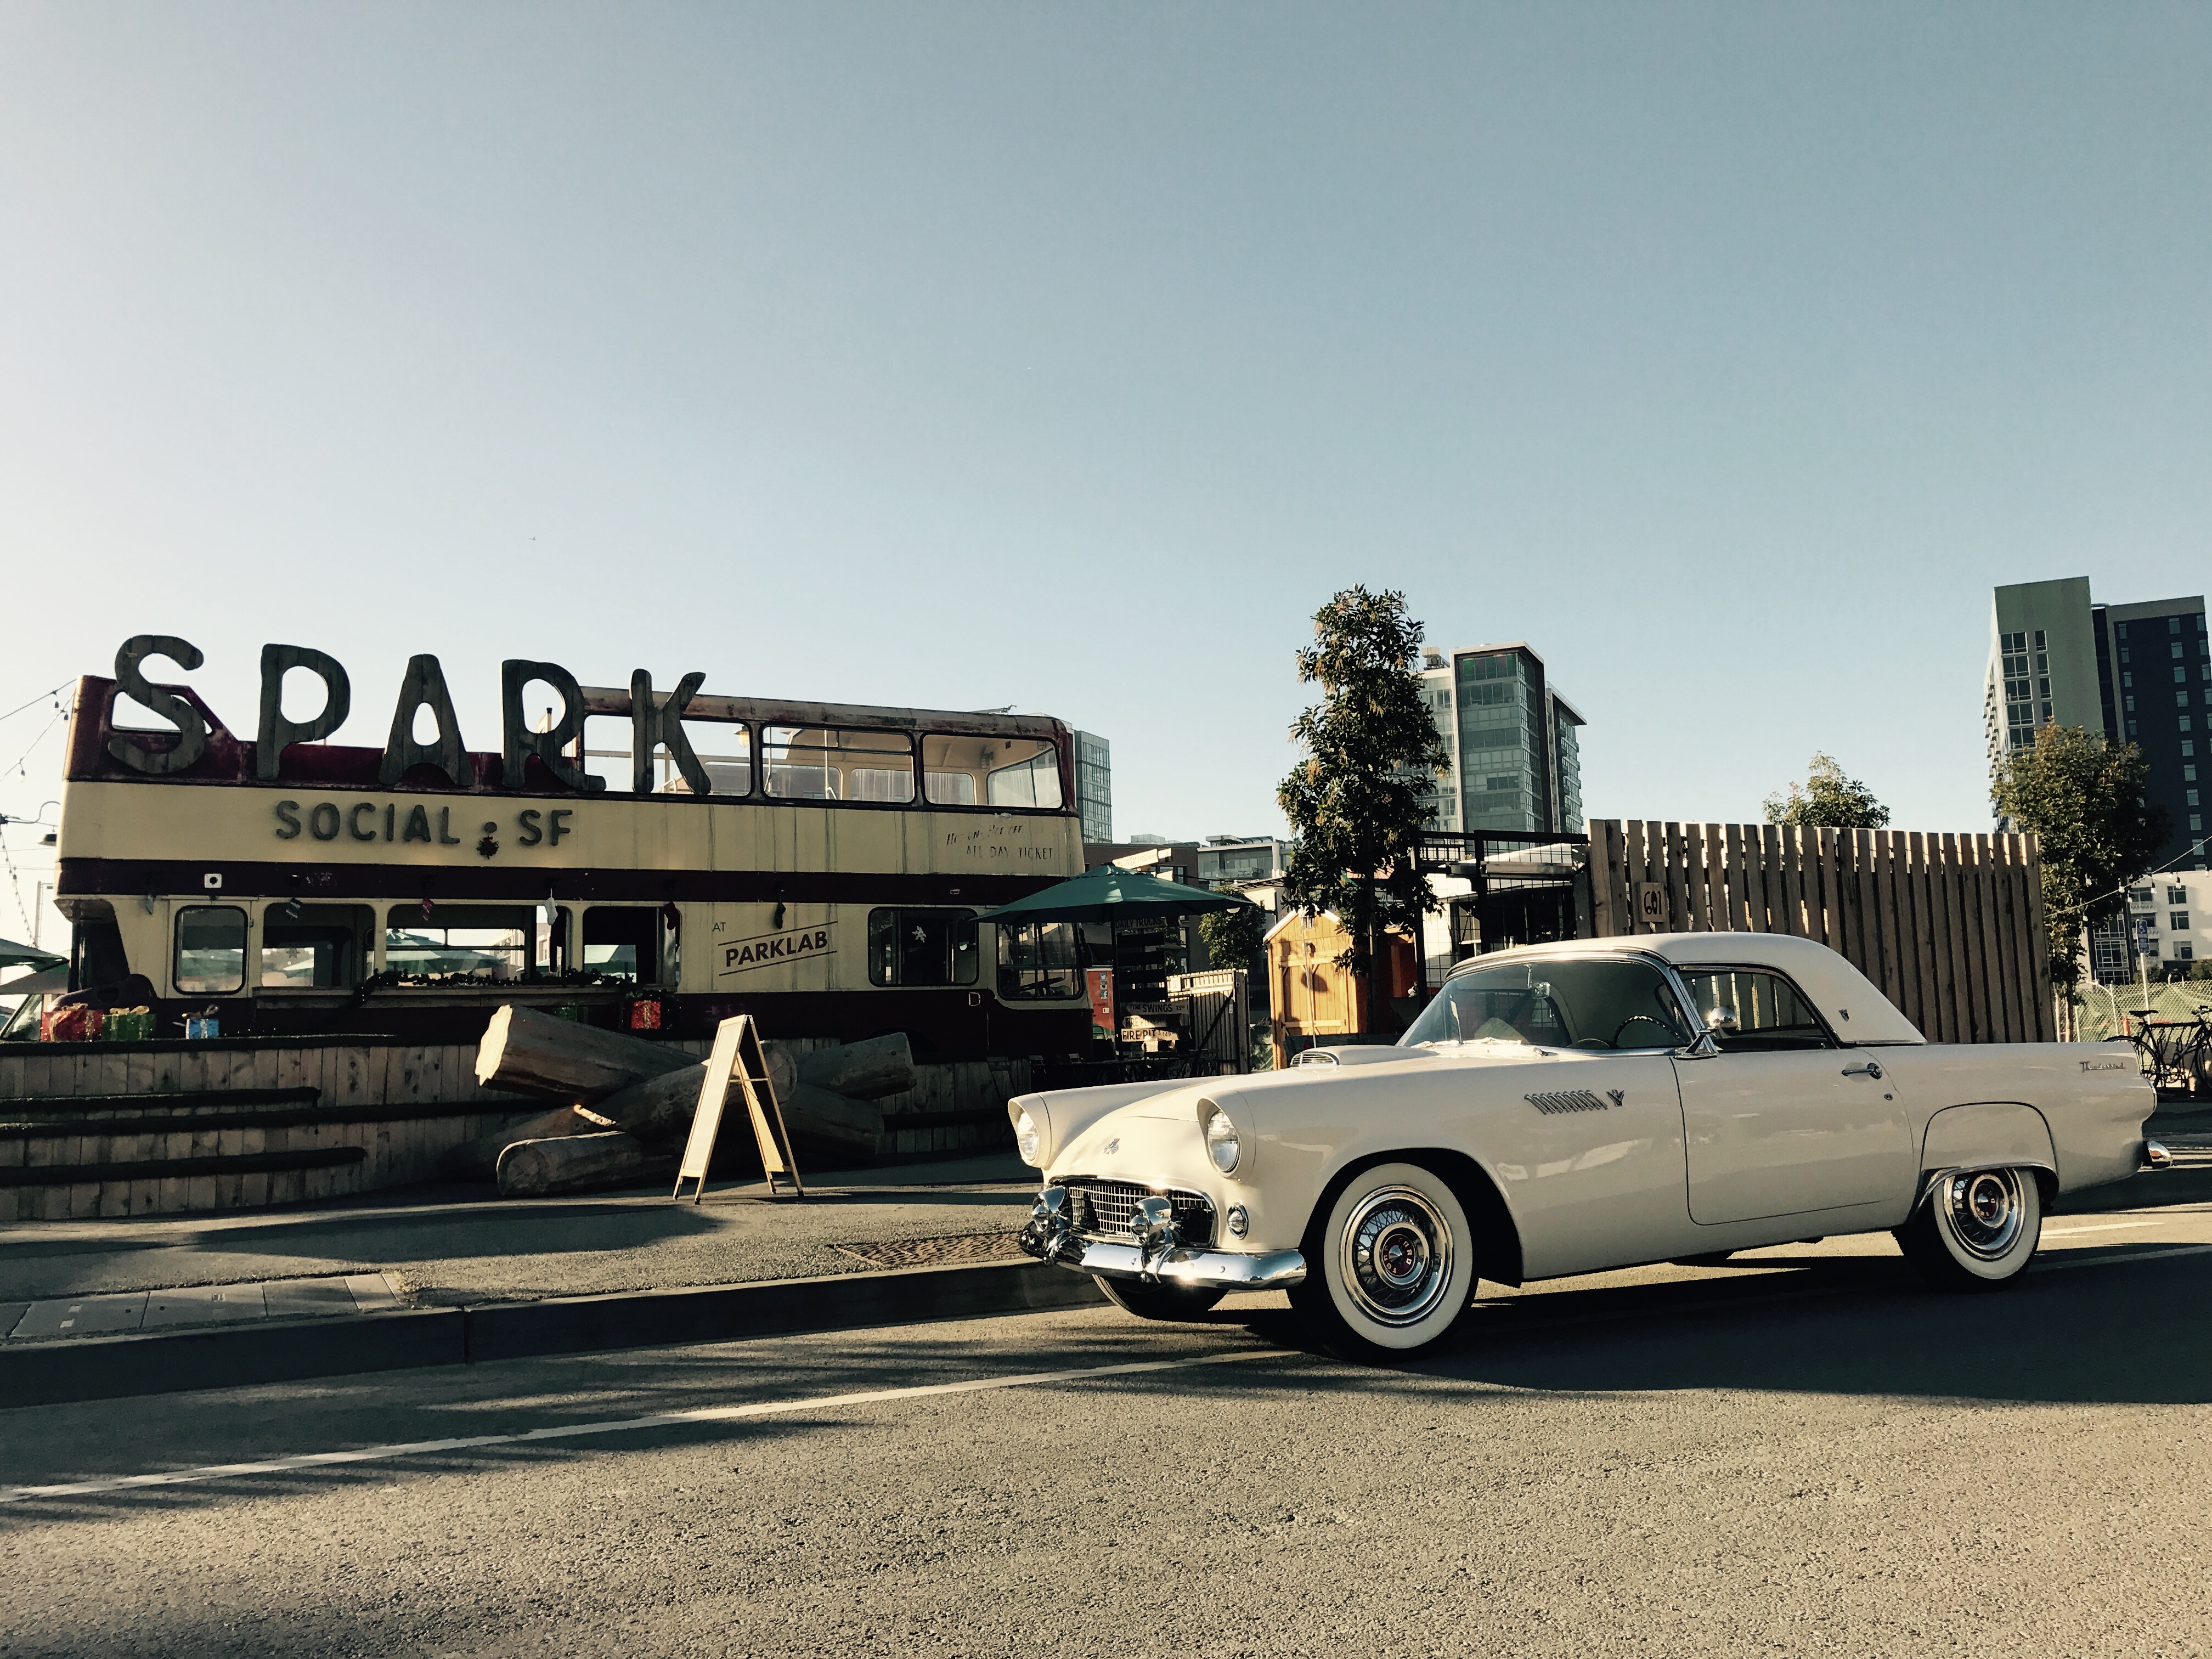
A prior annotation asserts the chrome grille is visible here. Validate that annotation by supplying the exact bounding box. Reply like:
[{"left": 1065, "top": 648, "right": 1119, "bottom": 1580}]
[{"left": 1061, "top": 1178, "right": 1215, "bottom": 1248}]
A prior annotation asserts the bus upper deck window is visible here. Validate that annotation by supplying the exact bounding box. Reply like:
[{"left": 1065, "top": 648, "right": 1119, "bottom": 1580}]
[
  {"left": 923, "top": 734, "right": 1063, "bottom": 809},
  {"left": 176, "top": 906, "right": 247, "bottom": 995},
  {"left": 985, "top": 739, "right": 1064, "bottom": 810},
  {"left": 764, "top": 727, "right": 914, "bottom": 803},
  {"left": 653, "top": 722, "right": 753, "bottom": 796}
]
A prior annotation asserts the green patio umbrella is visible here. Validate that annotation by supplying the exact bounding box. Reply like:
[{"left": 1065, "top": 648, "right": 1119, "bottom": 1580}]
[
  {"left": 0, "top": 936, "right": 64, "bottom": 972},
  {"left": 973, "top": 861, "right": 1260, "bottom": 924}
]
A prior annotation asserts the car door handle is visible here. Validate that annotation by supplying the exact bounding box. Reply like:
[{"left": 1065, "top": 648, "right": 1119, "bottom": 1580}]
[{"left": 1841, "top": 1061, "right": 1884, "bottom": 1080}]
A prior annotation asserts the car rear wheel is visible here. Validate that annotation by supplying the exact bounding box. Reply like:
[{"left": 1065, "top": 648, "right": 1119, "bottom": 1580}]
[
  {"left": 1092, "top": 1276, "right": 1226, "bottom": 1321},
  {"left": 1894, "top": 1166, "right": 2041, "bottom": 1291},
  {"left": 1289, "top": 1161, "right": 1474, "bottom": 1363}
]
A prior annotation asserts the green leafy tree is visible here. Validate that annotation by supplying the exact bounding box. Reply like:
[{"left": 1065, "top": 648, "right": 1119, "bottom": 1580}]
[
  {"left": 1276, "top": 587, "right": 1450, "bottom": 1034},
  {"left": 1763, "top": 752, "right": 1891, "bottom": 828},
  {"left": 1991, "top": 724, "right": 2169, "bottom": 993},
  {"left": 1199, "top": 905, "right": 1267, "bottom": 976}
]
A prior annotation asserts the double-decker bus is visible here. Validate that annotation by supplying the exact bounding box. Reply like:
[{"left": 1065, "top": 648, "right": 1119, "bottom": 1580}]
[{"left": 45, "top": 656, "right": 1092, "bottom": 1059}]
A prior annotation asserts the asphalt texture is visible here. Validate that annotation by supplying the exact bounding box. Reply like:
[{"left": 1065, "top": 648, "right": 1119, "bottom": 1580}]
[
  {"left": 0, "top": 1155, "right": 1037, "bottom": 1312},
  {"left": 4, "top": 1183, "right": 2209, "bottom": 1658}
]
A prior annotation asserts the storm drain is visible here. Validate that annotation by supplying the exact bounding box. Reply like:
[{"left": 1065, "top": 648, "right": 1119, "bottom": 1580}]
[{"left": 833, "top": 1232, "right": 1028, "bottom": 1270}]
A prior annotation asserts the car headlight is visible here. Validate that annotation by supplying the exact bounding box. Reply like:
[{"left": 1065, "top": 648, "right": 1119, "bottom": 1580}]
[
  {"left": 1201, "top": 1102, "right": 1240, "bottom": 1175},
  {"left": 1014, "top": 1108, "right": 1044, "bottom": 1167}
]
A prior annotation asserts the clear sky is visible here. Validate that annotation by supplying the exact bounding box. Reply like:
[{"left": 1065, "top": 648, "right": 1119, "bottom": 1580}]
[{"left": 2, "top": 2, "right": 2207, "bottom": 893}]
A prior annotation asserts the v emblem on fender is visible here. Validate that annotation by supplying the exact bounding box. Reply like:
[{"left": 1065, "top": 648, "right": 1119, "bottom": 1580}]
[{"left": 1606, "top": 1090, "right": 1626, "bottom": 1108}]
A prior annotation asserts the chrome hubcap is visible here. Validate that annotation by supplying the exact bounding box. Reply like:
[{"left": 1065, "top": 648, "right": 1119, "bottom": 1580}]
[
  {"left": 1943, "top": 1167, "right": 2027, "bottom": 1261},
  {"left": 1340, "top": 1186, "right": 1454, "bottom": 1327}
]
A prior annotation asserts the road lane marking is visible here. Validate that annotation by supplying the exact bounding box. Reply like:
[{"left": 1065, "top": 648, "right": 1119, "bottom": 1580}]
[
  {"left": 0, "top": 1346, "right": 1300, "bottom": 1504},
  {"left": 2042, "top": 1221, "right": 2162, "bottom": 1237}
]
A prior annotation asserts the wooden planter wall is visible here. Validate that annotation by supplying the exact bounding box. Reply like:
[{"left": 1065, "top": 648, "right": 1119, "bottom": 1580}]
[{"left": 1587, "top": 821, "right": 2055, "bottom": 1044}]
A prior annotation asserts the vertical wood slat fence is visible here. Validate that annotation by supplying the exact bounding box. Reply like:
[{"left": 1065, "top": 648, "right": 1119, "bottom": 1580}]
[{"left": 1587, "top": 822, "right": 2055, "bottom": 1045}]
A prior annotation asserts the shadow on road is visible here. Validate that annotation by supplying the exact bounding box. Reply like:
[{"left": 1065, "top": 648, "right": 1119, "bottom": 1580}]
[{"left": 6, "top": 1231, "right": 2207, "bottom": 1530}]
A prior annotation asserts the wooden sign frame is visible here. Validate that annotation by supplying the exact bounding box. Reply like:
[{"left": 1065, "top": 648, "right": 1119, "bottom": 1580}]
[{"left": 673, "top": 1015, "right": 804, "bottom": 1202}]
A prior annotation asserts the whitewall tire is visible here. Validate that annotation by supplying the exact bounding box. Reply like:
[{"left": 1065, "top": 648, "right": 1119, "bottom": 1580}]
[
  {"left": 1290, "top": 1161, "right": 1475, "bottom": 1362},
  {"left": 1894, "top": 1166, "right": 2042, "bottom": 1291}
]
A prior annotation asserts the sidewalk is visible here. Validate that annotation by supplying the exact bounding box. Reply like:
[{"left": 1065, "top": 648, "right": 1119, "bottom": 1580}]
[
  {"left": 0, "top": 1153, "right": 1041, "bottom": 1317},
  {"left": 0, "top": 1153, "right": 1080, "bottom": 1407}
]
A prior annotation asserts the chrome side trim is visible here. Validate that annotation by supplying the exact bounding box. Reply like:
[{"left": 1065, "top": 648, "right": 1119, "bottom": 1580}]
[
  {"left": 1047, "top": 1236, "right": 1308, "bottom": 1290},
  {"left": 1525, "top": 1089, "right": 1611, "bottom": 1115}
]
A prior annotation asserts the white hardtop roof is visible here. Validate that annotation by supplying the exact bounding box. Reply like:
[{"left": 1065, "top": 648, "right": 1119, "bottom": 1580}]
[{"left": 1454, "top": 932, "right": 1925, "bottom": 1045}]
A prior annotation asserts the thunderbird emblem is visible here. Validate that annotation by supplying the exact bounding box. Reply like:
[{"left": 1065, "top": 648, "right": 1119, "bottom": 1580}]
[
  {"left": 1103, "top": 1137, "right": 1120, "bottom": 1154},
  {"left": 1607, "top": 1090, "right": 1626, "bottom": 1107}
]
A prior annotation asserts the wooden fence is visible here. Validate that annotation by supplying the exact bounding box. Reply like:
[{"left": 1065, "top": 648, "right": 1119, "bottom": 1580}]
[{"left": 1587, "top": 822, "right": 2055, "bottom": 1045}]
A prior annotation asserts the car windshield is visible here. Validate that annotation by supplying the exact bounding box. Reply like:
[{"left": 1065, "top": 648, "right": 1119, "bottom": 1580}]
[{"left": 1400, "top": 957, "right": 1693, "bottom": 1052}]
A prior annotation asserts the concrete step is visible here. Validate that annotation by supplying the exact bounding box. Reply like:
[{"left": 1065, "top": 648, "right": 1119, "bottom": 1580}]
[{"left": 0, "top": 1147, "right": 367, "bottom": 1189}]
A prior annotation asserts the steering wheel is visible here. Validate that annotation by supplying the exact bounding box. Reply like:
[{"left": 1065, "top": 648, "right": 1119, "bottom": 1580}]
[{"left": 1610, "top": 1014, "right": 1682, "bottom": 1048}]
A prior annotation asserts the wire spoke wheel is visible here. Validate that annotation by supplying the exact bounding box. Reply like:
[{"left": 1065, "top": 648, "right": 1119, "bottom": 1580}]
[
  {"left": 1940, "top": 1168, "right": 2028, "bottom": 1261},
  {"left": 1340, "top": 1186, "right": 1455, "bottom": 1327},
  {"left": 1293, "top": 1161, "right": 1477, "bottom": 1361},
  {"left": 1894, "top": 1163, "right": 2042, "bottom": 1291}
]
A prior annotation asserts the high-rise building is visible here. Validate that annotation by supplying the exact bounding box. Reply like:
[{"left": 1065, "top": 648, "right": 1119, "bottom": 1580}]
[
  {"left": 1988, "top": 579, "right": 2210, "bottom": 979},
  {"left": 1073, "top": 731, "right": 1113, "bottom": 844},
  {"left": 1411, "top": 644, "right": 1585, "bottom": 837}
]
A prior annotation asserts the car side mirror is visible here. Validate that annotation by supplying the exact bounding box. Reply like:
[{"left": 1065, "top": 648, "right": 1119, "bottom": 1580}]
[{"left": 1706, "top": 1005, "right": 1739, "bottom": 1034}]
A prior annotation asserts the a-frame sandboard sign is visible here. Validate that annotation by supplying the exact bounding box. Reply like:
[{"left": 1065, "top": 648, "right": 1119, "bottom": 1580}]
[{"left": 673, "top": 1015, "right": 804, "bottom": 1202}]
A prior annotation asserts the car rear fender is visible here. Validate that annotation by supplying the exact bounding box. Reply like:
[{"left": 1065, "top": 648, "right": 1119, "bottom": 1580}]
[{"left": 1919, "top": 1102, "right": 2058, "bottom": 1207}]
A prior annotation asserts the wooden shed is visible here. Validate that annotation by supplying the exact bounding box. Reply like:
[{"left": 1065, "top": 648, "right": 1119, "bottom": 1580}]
[{"left": 1266, "top": 911, "right": 1421, "bottom": 1068}]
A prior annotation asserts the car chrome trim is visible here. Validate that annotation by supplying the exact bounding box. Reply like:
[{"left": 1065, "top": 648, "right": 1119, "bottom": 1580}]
[
  {"left": 1055, "top": 1237, "right": 1307, "bottom": 1289},
  {"left": 2143, "top": 1139, "right": 2174, "bottom": 1171},
  {"left": 1525, "top": 1089, "right": 1613, "bottom": 1115}
]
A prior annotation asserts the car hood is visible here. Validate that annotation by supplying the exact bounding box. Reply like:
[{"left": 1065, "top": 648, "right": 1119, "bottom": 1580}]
[{"left": 1030, "top": 1041, "right": 1633, "bottom": 1183}]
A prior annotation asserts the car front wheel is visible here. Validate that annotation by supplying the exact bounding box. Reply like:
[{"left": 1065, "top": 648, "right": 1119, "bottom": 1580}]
[
  {"left": 1894, "top": 1166, "right": 2042, "bottom": 1291},
  {"left": 1289, "top": 1160, "right": 1475, "bottom": 1363}
]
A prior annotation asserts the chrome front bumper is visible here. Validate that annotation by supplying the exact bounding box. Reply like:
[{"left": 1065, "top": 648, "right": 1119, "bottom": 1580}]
[
  {"left": 1017, "top": 1184, "right": 1306, "bottom": 1289},
  {"left": 1047, "top": 1235, "right": 1307, "bottom": 1289}
]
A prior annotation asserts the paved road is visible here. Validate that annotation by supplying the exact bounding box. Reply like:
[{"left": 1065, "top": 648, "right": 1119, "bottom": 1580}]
[{"left": 4, "top": 1204, "right": 2210, "bottom": 1658}]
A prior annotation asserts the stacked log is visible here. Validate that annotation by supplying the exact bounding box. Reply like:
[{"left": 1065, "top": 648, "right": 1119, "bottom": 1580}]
[
  {"left": 495, "top": 1132, "right": 676, "bottom": 1199},
  {"left": 475, "top": 1006, "right": 699, "bottom": 1101},
  {"left": 442, "top": 1103, "right": 614, "bottom": 1183},
  {"left": 470, "top": 1010, "right": 918, "bottom": 1198}
]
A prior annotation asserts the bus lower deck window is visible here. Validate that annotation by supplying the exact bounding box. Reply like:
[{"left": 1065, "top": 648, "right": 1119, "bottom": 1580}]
[
  {"left": 997, "top": 919, "right": 1079, "bottom": 1000},
  {"left": 584, "top": 907, "right": 660, "bottom": 983},
  {"left": 385, "top": 906, "right": 532, "bottom": 982},
  {"left": 176, "top": 905, "right": 247, "bottom": 994},
  {"left": 867, "top": 909, "right": 978, "bottom": 986},
  {"left": 262, "top": 905, "right": 370, "bottom": 989}
]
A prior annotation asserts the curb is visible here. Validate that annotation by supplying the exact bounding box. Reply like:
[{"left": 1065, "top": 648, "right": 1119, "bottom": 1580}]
[{"left": 0, "top": 1260, "right": 1105, "bottom": 1409}]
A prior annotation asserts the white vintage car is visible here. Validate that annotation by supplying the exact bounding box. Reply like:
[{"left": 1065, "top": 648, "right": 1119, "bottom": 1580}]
[{"left": 1012, "top": 933, "right": 2169, "bottom": 1360}]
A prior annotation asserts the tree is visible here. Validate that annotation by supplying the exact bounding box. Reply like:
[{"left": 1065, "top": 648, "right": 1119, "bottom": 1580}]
[
  {"left": 1763, "top": 753, "right": 1891, "bottom": 829},
  {"left": 1199, "top": 905, "right": 1267, "bottom": 976},
  {"left": 1990, "top": 723, "right": 2169, "bottom": 994},
  {"left": 1276, "top": 587, "right": 1451, "bottom": 1034}
]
